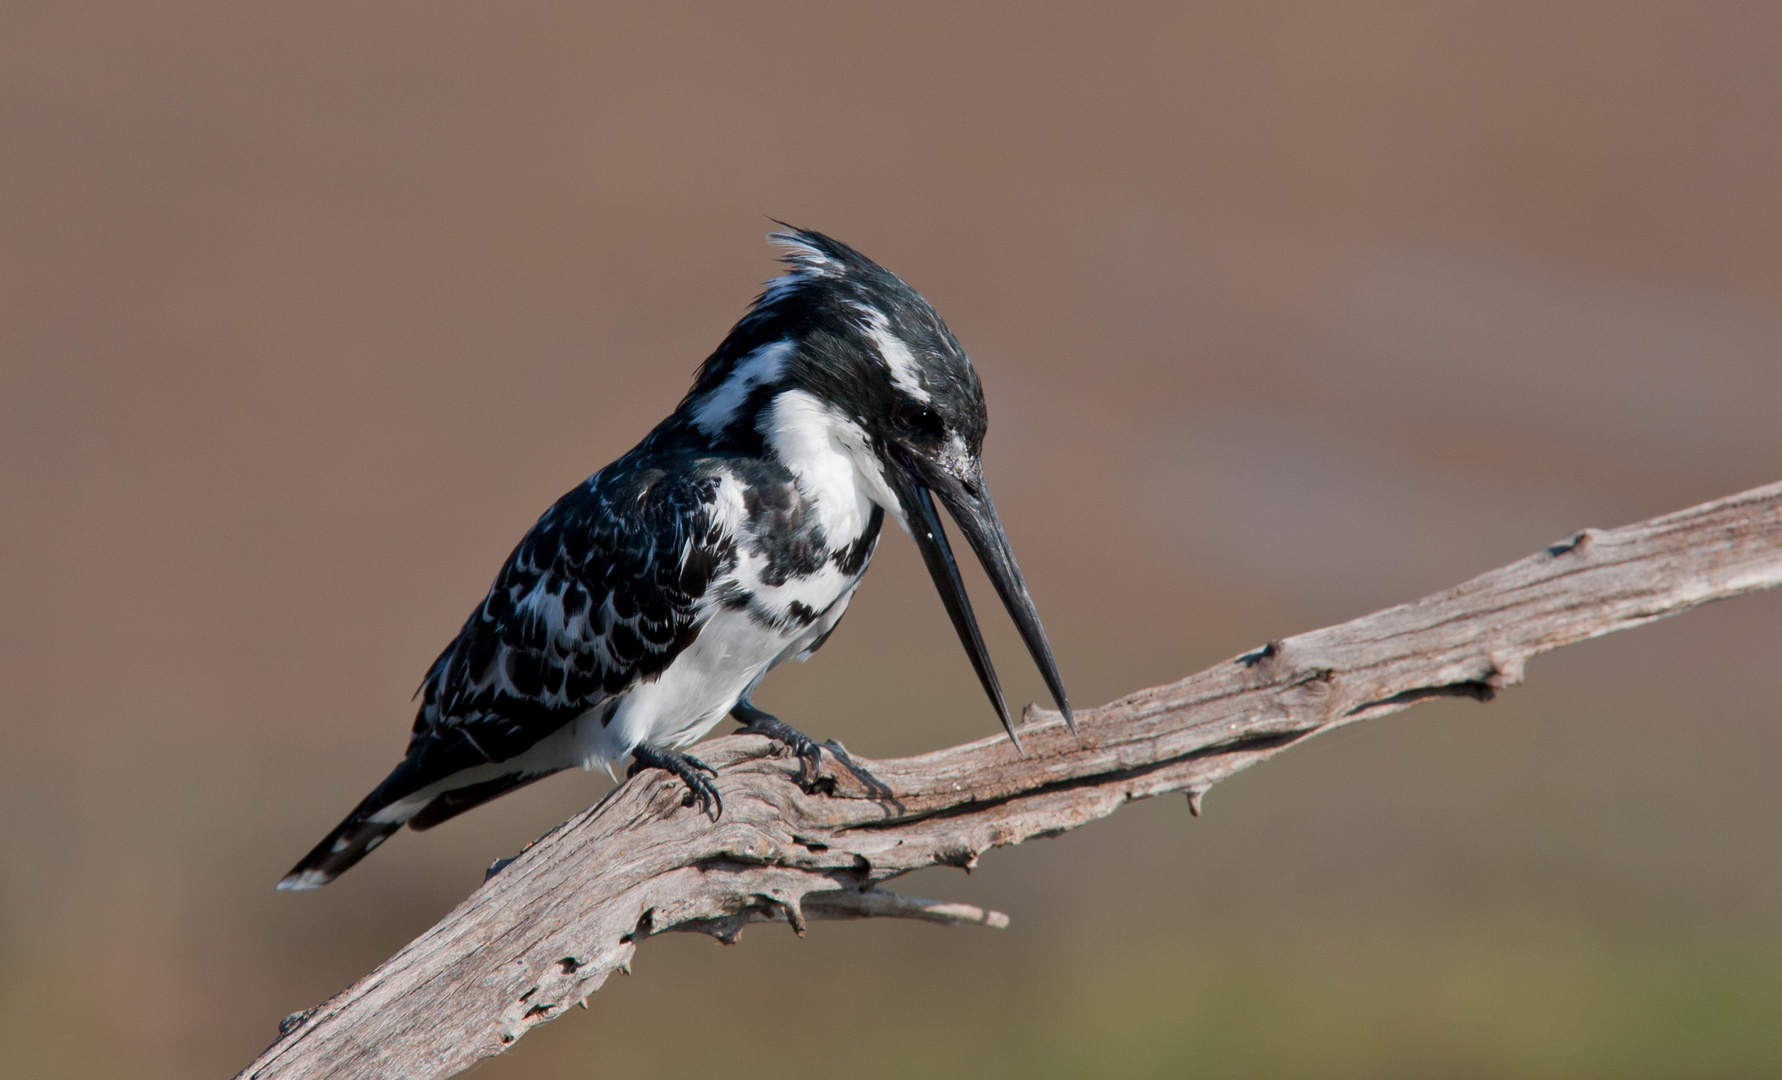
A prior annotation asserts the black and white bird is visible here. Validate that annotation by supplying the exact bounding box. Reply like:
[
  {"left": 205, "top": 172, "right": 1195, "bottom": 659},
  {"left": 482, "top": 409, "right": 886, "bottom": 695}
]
[{"left": 280, "top": 227, "right": 1071, "bottom": 890}]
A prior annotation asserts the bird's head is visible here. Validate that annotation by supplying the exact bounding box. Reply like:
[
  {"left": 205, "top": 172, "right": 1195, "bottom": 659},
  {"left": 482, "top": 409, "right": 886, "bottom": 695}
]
[{"left": 675, "top": 226, "right": 1071, "bottom": 747}]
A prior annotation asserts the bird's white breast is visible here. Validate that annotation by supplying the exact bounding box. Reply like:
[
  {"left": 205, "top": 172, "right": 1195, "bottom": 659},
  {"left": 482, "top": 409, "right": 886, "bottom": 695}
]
[{"left": 569, "top": 391, "right": 894, "bottom": 767}]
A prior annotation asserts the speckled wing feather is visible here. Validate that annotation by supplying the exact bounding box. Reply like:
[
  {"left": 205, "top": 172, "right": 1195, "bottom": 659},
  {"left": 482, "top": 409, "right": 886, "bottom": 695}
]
[
  {"left": 410, "top": 455, "right": 735, "bottom": 773},
  {"left": 411, "top": 452, "right": 737, "bottom": 784},
  {"left": 279, "top": 452, "right": 736, "bottom": 888}
]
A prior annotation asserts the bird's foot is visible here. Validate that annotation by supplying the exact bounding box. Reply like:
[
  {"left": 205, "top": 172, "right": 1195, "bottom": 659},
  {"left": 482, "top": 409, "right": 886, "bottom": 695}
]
[
  {"left": 731, "top": 700, "right": 824, "bottom": 791},
  {"left": 628, "top": 744, "right": 721, "bottom": 820}
]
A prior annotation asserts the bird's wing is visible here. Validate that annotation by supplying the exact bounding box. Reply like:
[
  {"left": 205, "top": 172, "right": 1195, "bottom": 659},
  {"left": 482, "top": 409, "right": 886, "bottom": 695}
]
[
  {"left": 408, "top": 455, "right": 740, "bottom": 779},
  {"left": 278, "top": 455, "right": 742, "bottom": 890}
]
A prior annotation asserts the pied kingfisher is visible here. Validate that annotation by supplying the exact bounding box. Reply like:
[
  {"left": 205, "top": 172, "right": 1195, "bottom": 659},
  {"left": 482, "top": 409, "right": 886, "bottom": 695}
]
[{"left": 280, "top": 227, "right": 1071, "bottom": 890}]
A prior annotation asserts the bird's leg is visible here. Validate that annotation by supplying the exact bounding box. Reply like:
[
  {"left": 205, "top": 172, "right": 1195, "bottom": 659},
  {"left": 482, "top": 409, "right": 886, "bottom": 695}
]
[
  {"left": 731, "top": 697, "right": 823, "bottom": 791},
  {"left": 627, "top": 744, "right": 721, "bottom": 820}
]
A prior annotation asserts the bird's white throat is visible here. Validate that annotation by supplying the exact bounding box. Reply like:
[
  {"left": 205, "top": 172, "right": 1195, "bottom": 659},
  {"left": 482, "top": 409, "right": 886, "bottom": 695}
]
[{"left": 759, "top": 389, "right": 906, "bottom": 536}]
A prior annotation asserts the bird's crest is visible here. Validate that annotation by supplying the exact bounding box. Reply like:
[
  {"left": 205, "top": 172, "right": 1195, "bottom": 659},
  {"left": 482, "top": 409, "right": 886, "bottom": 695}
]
[
  {"left": 681, "top": 225, "right": 901, "bottom": 410},
  {"left": 766, "top": 224, "right": 857, "bottom": 279}
]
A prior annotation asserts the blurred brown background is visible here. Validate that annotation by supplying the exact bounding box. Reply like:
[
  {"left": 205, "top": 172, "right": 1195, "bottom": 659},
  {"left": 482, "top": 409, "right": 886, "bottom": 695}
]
[{"left": 5, "top": 3, "right": 1782, "bottom": 1077}]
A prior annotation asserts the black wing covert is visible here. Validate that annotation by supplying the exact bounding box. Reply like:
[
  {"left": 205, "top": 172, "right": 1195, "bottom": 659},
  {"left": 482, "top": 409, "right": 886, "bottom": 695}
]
[
  {"left": 278, "top": 457, "right": 738, "bottom": 890},
  {"left": 406, "top": 456, "right": 737, "bottom": 779}
]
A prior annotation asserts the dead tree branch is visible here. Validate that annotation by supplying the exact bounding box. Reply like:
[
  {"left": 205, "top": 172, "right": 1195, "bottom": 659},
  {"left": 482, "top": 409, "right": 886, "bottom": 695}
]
[{"left": 242, "top": 480, "right": 1782, "bottom": 1080}]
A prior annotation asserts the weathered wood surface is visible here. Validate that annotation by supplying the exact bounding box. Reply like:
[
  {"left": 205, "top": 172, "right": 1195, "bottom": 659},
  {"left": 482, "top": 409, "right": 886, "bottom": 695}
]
[{"left": 242, "top": 480, "right": 1782, "bottom": 1080}]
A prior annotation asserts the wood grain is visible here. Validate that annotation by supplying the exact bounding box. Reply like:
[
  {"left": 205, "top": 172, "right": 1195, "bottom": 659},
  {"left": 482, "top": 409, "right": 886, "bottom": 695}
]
[{"left": 241, "top": 480, "right": 1782, "bottom": 1080}]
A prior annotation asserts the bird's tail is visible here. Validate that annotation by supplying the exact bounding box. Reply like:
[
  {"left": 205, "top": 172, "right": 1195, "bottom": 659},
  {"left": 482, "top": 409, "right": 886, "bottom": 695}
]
[
  {"left": 277, "top": 787, "right": 412, "bottom": 891},
  {"left": 278, "top": 761, "right": 562, "bottom": 890}
]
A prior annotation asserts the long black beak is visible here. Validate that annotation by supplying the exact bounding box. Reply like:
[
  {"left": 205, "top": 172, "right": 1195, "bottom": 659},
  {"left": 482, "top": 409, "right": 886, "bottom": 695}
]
[{"left": 892, "top": 455, "right": 1073, "bottom": 751}]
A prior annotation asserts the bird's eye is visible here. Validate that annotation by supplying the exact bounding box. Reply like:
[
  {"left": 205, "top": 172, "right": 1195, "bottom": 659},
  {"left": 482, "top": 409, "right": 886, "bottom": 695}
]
[{"left": 895, "top": 402, "right": 945, "bottom": 437}]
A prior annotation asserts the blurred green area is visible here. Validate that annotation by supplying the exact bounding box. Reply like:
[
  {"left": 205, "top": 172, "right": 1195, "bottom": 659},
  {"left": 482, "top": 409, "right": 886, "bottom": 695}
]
[
  {"left": 557, "top": 924, "right": 1782, "bottom": 1080},
  {"left": 5, "top": 2, "right": 1782, "bottom": 1077},
  {"left": 14, "top": 920, "right": 1782, "bottom": 1079}
]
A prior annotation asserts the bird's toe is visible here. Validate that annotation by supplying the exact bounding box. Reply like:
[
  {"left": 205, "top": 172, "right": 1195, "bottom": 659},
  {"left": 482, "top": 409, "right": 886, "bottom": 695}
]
[
  {"left": 632, "top": 744, "right": 724, "bottom": 820},
  {"left": 736, "top": 711, "right": 825, "bottom": 789}
]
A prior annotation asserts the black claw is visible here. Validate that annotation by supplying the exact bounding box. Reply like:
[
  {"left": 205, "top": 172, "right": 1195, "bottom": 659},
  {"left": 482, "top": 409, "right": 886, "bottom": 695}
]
[
  {"left": 629, "top": 744, "right": 722, "bottom": 820},
  {"left": 731, "top": 699, "right": 824, "bottom": 791}
]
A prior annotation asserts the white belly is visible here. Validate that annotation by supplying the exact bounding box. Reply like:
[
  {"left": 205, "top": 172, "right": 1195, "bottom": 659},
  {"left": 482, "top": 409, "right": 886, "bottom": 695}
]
[{"left": 575, "top": 576, "right": 863, "bottom": 766}]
